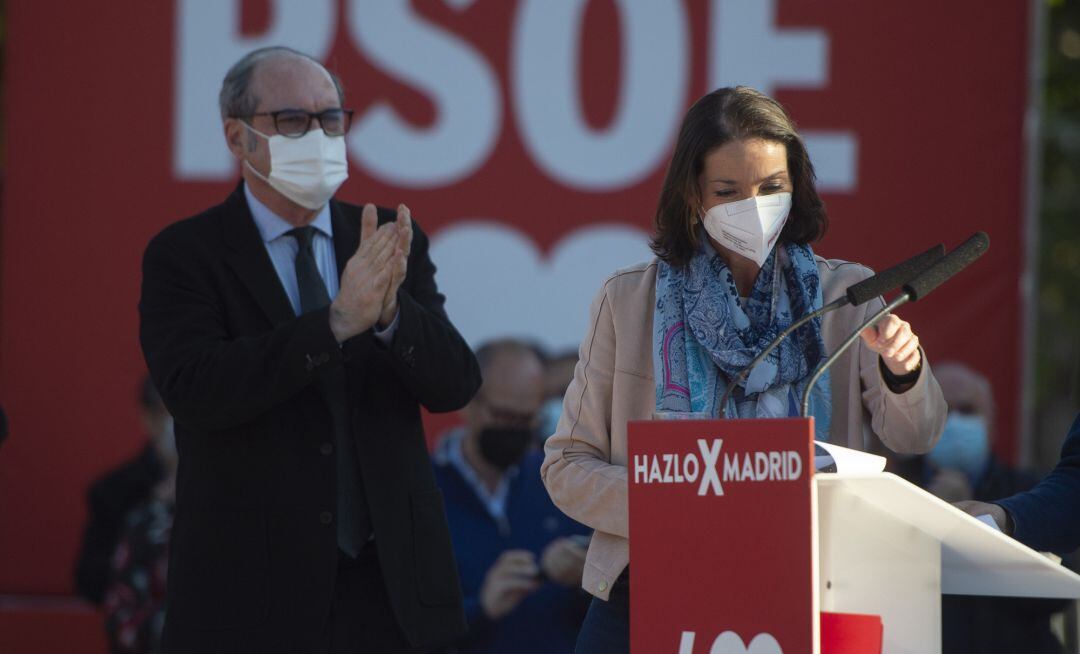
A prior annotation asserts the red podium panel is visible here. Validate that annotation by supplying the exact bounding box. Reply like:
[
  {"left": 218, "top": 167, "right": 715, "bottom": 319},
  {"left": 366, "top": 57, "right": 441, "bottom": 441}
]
[{"left": 628, "top": 418, "right": 816, "bottom": 654}]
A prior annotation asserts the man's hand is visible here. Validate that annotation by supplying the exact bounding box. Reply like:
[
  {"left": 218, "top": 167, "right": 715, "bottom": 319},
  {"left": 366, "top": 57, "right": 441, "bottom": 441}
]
[
  {"left": 329, "top": 205, "right": 398, "bottom": 343},
  {"left": 540, "top": 537, "right": 587, "bottom": 588},
  {"left": 479, "top": 550, "right": 540, "bottom": 620},
  {"left": 378, "top": 204, "right": 413, "bottom": 329},
  {"left": 861, "top": 314, "right": 922, "bottom": 381},
  {"left": 955, "top": 500, "right": 1012, "bottom": 534}
]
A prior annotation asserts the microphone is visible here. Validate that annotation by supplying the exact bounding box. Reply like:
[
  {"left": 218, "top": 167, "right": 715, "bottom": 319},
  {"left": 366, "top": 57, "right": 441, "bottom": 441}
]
[
  {"left": 903, "top": 232, "right": 989, "bottom": 301},
  {"left": 845, "top": 244, "right": 946, "bottom": 306},
  {"left": 718, "top": 244, "right": 945, "bottom": 416},
  {"left": 799, "top": 232, "right": 990, "bottom": 417}
]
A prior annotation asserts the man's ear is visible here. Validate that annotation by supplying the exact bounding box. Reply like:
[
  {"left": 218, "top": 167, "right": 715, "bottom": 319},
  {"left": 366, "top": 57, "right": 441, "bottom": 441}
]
[{"left": 223, "top": 118, "right": 246, "bottom": 159}]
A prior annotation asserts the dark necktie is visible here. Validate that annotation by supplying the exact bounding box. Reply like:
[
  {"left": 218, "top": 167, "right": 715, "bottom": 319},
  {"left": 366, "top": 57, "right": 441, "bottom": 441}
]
[
  {"left": 289, "top": 226, "right": 332, "bottom": 314},
  {"left": 288, "top": 226, "right": 371, "bottom": 557}
]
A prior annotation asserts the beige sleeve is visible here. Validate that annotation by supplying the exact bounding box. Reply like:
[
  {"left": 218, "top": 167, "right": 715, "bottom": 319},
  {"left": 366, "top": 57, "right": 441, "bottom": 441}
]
[
  {"left": 857, "top": 295, "right": 948, "bottom": 454},
  {"left": 540, "top": 281, "right": 629, "bottom": 539}
]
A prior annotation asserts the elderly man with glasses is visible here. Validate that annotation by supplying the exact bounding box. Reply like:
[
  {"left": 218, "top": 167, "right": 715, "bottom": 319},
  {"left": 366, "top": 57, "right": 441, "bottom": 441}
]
[{"left": 139, "top": 46, "right": 481, "bottom": 654}]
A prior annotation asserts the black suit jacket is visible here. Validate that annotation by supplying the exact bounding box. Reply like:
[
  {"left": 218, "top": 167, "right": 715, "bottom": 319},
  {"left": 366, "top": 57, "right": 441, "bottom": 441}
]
[{"left": 139, "top": 184, "right": 480, "bottom": 653}]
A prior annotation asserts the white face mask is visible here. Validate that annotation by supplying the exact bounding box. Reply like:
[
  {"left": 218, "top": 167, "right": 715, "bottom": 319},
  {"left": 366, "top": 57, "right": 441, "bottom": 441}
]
[
  {"left": 243, "top": 123, "right": 349, "bottom": 210},
  {"left": 701, "top": 192, "right": 792, "bottom": 267}
]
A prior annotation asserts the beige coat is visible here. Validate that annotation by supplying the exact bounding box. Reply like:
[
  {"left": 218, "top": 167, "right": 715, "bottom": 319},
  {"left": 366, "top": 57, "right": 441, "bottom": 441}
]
[{"left": 541, "top": 257, "right": 947, "bottom": 600}]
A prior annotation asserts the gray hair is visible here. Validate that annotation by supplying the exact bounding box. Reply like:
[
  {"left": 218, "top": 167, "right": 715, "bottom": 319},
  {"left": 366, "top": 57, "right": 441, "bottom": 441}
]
[
  {"left": 474, "top": 338, "right": 544, "bottom": 374},
  {"left": 218, "top": 46, "right": 345, "bottom": 120}
]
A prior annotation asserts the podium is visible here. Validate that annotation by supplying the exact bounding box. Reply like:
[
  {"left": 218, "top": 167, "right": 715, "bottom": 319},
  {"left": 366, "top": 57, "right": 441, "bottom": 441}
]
[{"left": 627, "top": 418, "right": 1080, "bottom": 654}]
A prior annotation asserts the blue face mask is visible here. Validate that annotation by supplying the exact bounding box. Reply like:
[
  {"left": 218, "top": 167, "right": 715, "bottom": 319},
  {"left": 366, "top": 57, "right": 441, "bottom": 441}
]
[
  {"left": 928, "top": 413, "right": 990, "bottom": 479},
  {"left": 537, "top": 398, "right": 564, "bottom": 443}
]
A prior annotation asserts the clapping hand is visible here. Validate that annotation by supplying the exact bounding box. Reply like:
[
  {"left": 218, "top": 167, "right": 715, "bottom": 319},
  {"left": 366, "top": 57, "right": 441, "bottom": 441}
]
[
  {"left": 378, "top": 204, "right": 412, "bottom": 329},
  {"left": 328, "top": 205, "right": 398, "bottom": 343}
]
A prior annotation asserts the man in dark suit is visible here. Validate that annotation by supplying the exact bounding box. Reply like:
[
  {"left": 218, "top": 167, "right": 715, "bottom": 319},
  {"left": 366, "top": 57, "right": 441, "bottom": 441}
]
[
  {"left": 139, "top": 46, "right": 481, "bottom": 653},
  {"left": 960, "top": 412, "right": 1080, "bottom": 554}
]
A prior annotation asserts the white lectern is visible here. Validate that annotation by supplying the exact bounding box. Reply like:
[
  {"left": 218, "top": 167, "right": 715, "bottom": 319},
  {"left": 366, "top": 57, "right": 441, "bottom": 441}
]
[{"left": 816, "top": 472, "right": 1080, "bottom": 654}]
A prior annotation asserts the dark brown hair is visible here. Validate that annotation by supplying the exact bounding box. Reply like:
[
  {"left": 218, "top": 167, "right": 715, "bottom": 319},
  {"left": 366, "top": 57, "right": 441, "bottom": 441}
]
[{"left": 650, "top": 87, "right": 828, "bottom": 267}]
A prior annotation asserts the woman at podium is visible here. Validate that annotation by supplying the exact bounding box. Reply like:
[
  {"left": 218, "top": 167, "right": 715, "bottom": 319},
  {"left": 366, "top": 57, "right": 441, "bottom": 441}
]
[{"left": 540, "top": 86, "right": 948, "bottom": 652}]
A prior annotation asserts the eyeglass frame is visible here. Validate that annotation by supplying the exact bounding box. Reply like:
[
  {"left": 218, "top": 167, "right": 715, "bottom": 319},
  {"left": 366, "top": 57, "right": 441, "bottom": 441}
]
[{"left": 235, "top": 108, "right": 355, "bottom": 138}]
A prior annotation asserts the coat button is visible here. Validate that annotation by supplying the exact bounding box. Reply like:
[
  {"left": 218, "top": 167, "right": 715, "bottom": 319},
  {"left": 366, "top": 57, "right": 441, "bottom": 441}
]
[
  {"left": 320, "top": 442, "right": 333, "bottom": 455},
  {"left": 320, "top": 511, "right": 333, "bottom": 525},
  {"left": 598, "top": 580, "right": 608, "bottom": 592}
]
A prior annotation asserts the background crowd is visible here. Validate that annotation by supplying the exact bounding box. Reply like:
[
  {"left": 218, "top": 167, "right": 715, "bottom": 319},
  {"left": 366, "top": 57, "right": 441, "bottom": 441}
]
[{"left": 0, "top": 1, "right": 1079, "bottom": 653}]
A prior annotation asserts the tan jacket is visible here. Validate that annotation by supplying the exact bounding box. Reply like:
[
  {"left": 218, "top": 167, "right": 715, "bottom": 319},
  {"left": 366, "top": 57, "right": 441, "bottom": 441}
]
[{"left": 541, "top": 257, "right": 947, "bottom": 600}]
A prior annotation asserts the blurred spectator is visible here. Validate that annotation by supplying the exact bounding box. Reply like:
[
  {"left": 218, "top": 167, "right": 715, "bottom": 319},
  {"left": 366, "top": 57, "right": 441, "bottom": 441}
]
[
  {"left": 433, "top": 339, "right": 590, "bottom": 654},
  {"left": 74, "top": 376, "right": 169, "bottom": 605},
  {"left": 921, "top": 362, "right": 1065, "bottom": 654},
  {"left": 537, "top": 349, "right": 578, "bottom": 444},
  {"left": 102, "top": 418, "right": 178, "bottom": 653}
]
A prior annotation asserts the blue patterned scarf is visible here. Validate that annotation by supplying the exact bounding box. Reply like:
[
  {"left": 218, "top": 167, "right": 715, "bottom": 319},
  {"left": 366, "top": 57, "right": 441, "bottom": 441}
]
[{"left": 653, "top": 238, "right": 832, "bottom": 440}]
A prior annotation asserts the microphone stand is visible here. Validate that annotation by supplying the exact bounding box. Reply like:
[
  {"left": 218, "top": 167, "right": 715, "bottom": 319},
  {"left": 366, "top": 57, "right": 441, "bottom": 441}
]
[
  {"left": 718, "top": 244, "right": 944, "bottom": 417},
  {"left": 800, "top": 293, "right": 910, "bottom": 417},
  {"left": 718, "top": 296, "right": 850, "bottom": 416}
]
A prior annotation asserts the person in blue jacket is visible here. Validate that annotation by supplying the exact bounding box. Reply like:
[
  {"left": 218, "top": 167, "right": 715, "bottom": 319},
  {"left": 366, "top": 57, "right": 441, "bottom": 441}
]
[
  {"left": 433, "top": 339, "right": 590, "bottom": 654},
  {"left": 959, "top": 412, "right": 1080, "bottom": 553}
]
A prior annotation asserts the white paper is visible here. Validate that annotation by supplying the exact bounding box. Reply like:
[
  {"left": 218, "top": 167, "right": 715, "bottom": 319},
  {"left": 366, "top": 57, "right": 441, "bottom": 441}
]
[
  {"left": 813, "top": 440, "right": 887, "bottom": 474},
  {"left": 975, "top": 514, "right": 1002, "bottom": 531}
]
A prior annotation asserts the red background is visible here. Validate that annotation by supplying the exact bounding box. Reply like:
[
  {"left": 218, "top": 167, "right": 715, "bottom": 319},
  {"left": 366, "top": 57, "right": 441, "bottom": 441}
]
[{"left": 0, "top": 0, "right": 1031, "bottom": 609}]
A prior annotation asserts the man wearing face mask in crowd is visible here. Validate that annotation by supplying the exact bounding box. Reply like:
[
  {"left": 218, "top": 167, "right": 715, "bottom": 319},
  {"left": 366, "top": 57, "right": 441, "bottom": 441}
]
[
  {"left": 432, "top": 340, "right": 590, "bottom": 654},
  {"left": 139, "top": 47, "right": 480, "bottom": 653},
  {"left": 918, "top": 362, "right": 1065, "bottom": 654},
  {"left": 74, "top": 376, "right": 171, "bottom": 606}
]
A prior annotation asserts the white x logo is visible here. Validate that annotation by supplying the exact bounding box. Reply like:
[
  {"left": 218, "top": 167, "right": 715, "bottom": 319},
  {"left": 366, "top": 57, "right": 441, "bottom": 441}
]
[{"left": 697, "top": 438, "right": 724, "bottom": 497}]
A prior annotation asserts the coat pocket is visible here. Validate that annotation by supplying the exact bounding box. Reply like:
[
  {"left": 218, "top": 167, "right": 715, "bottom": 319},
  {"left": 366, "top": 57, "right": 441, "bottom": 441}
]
[
  {"left": 166, "top": 509, "right": 269, "bottom": 630},
  {"left": 410, "top": 488, "right": 462, "bottom": 607}
]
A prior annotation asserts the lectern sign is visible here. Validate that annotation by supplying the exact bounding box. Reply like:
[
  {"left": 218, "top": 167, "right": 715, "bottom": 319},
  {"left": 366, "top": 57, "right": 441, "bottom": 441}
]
[{"left": 627, "top": 418, "right": 817, "bottom": 654}]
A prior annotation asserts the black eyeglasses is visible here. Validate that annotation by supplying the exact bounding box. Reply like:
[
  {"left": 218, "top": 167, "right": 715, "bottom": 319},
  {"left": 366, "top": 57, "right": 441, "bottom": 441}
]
[{"left": 240, "top": 108, "right": 354, "bottom": 138}]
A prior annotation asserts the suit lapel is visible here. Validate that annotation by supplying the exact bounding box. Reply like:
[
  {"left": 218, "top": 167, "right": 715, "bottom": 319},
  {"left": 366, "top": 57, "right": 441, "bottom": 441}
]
[{"left": 222, "top": 185, "right": 297, "bottom": 326}]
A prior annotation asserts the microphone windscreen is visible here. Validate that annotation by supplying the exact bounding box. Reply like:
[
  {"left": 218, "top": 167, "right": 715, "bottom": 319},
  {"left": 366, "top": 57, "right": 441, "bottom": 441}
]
[
  {"left": 846, "top": 244, "right": 946, "bottom": 306},
  {"left": 904, "top": 232, "right": 990, "bottom": 301}
]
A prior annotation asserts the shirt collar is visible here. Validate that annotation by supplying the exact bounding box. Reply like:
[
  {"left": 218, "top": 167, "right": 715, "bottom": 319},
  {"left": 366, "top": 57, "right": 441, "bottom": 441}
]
[
  {"left": 244, "top": 182, "right": 333, "bottom": 244},
  {"left": 445, "top": 429, "right": 518, "bottom": 511}
]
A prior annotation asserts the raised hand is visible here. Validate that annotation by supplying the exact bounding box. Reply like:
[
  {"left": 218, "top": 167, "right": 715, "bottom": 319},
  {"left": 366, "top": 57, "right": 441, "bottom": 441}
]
[
  {"left": 861, "top": 313, "right": 922, "bottom": 379},
  {"left": 378, "top": 204, "right": 413, "bottom": 328},
  {"left": 328, "top": 204, "right": 398, "bottom": 342}
]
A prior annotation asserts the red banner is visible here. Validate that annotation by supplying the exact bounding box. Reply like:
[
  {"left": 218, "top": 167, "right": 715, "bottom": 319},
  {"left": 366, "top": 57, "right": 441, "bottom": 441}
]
[
  {"left": 0, "top": 1, "right": 1032, "bottom": 595},
  {"left": 628, "top": 418, "right": 816, "bottom": 653}
]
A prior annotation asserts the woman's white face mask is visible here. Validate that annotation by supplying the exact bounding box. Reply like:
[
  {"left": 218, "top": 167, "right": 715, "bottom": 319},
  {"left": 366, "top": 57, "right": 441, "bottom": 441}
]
[{"left": 701, "top": 192, "right": 792, "bottom": 267}]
